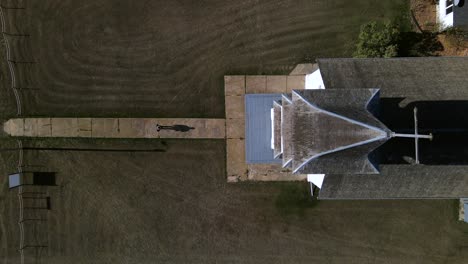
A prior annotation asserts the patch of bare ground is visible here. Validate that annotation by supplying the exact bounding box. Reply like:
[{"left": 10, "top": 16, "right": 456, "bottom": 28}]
[
  {"left": 410, "top": 0, "right": 438, "bottom": 32},
  {"left": 437, "top": 32, "right": 468, "bottom": 56}
]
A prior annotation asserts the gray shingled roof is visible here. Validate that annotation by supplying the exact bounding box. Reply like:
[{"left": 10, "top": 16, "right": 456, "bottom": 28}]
[
  {"left": 293, "top": 89, "right": 388, "bottom": 132},
  {"left": 289, "top": 89, "right": 390, "bottom": 174},
  {"left": 297, "top": 139, "right": 386, "bottom": 174},
  {"left": 315, "top": 57, "right": 468, "bottom": 199},
  {"left": 464, "top": 199, "right": 468, "bottom": 223},
  {"left": 245, "top": 94, "right": 283, "bottom": 164},
  {"left": 281, "top": 94, "right": 293, "bottom": 167},
  {"left": 317, "top": 57, "right": 468, "bottom": 100},
  {"left": 454, "top": 4, "right": 468, "bottom": 30},
  {"left": 319, "top": 165, "right": 468, "bottom": 199},
  {"left": 273, "top": 101, "right": 282, "bottom": 158}
]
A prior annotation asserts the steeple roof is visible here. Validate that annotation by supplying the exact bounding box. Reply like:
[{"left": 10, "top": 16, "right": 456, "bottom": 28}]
[{"left": 286, "top": 89, "right": 390, "bottom": 174}]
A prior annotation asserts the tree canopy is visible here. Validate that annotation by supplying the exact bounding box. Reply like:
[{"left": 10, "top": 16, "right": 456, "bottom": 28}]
[{"left": 353, "top": 21, "right": 400, "bottom": 58}]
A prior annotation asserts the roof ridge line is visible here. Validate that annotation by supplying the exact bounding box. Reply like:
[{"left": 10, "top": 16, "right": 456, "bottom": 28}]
[
  {"left": 365, "top": 89, "right": 380, "bottom": 108},
  {"left": 291, "top": 90, "right": 389, "bottom": 174},
  {"left": 292, "top": 135, "right": 386, "bottom": 174},
  {"left": 283, "top": 158, "right": 292, "bottom": 168},
  {"left": 292, "top": 90, "right": 387, "bottom": 135},
  {"left": 282, "top": 94, "right": 292, "bottom": 104}
]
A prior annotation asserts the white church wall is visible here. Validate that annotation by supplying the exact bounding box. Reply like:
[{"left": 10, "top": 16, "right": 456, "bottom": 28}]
[
  {"left": 307, "top": 174, "right": 325, "bottom": 189},
  {"left": 438, "top": 1, "right": 454, "bottom": 29},
  {"left": 305, "top": 68, "right": 326, "bottom": 189},
  {"left": 305, "top": 69, "right": 325, "bottom": 90},
  {"left": 271, "top": 108, "right": 275, "bottom": 149}
]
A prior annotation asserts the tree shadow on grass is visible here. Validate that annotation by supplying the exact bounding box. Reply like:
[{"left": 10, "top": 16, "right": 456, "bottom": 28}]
[{"left": 398, "top": 32, "right": 444, "bottom": 57}]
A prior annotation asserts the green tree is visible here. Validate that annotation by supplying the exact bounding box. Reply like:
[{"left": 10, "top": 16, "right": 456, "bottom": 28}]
[{"left": 353, "top": 21, "right": 400, "bottom": 58}]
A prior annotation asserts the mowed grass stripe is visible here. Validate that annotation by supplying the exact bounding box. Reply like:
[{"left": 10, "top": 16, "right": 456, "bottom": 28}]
[{"left": 9, "top": 0, "right": 408, "bottom": 117}]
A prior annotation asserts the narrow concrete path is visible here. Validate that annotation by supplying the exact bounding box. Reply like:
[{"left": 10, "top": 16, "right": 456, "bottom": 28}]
[{"left": 4, "top": 118, "right": 225, "bottom": 139}]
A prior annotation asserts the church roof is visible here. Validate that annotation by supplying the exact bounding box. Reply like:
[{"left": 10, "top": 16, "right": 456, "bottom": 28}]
[
  {"left": 317, "top": 57, "right": 468, "bottom": 98},
  {"left": 454, "top": 4, "right": 468, "bottom": 30},
  {"left": 289, "top": 89, "right": 390, "bottom": 174},
  {"left": 319, "top": 166, "right": 468, "bottom": 199},
  {"left": 273, "top": 100, "right": 282, "bottom": 158},
  {"left": 310, "top": 57, "right": 468, "bottom": 198},
  {"left": 281, "top": 94, "right": 293, "bottom": 167},
  {"left": 245, "top": 94, "right": 283, "bottom": 164}
]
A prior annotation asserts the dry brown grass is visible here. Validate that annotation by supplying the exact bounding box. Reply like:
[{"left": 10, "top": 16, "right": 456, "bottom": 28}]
[
  {"left": 1, "top": 0, "right": 409, "bottom": 118},
  {"left": 2, "top": 1, "right": 468, "bottom": 263}
]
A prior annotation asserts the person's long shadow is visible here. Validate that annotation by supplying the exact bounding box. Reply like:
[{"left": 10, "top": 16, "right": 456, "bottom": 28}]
[
  {"left": 374, "top": 98, "right": 468, "bottom": 165},
  {"left": 156, "top": 124, "right": 195, "bottom": 132}
]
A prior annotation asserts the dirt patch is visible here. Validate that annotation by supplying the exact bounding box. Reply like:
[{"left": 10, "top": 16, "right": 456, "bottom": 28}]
[
  {"left": 437, "top": 33, "right": 468, "bottom": 56},
  {"left": 410, "top": 0, "right": 438, "bottom": 32}
]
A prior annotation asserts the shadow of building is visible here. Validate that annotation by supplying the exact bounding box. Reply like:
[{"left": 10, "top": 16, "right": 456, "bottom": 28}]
[{"left": 376, "top": 98, "right": 468, "bottom": 165}]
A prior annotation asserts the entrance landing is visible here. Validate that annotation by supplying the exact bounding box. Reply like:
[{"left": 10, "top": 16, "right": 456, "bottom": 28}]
[{"left": 224, "top": 73, "right": 308, "bottom": 182}]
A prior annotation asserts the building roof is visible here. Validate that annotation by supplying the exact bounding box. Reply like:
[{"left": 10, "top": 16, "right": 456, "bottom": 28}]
[
  {"left": 317, "top": 57, "right": 468, "bottom": 99},
  {"left": 313, "top": 57, "right": 468, "bottom": 199},
  {"left": 454, "top": 5, "right": 468, "bottom": 29},
  {"left": 319, "top": 166, "right": 468, "bottom": 199},
  {"left": 298, "top": 139, "right": 385, "bottom": 174},
  {"left": 464, "top": 199, "right": 468, "bottom": 223},
  {"left": 281, "top": 94, "right": 293, "bottom": 167},
  {"left": 273, "top": 101, "right": 282, "bottom": 158},
  {"left": 289, "top": 89, "right": 390, "bottom": 174},
  {"left": 292, "top": 89, "right": 387, "bottom": 130},
  {"left": 245, "top": 94, "right": 283, "bottom": 164}
]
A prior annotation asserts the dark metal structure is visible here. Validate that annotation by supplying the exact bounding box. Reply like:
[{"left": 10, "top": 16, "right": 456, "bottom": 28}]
[{"left": 9, "top": 172, "right": 56, "bottom": 188}]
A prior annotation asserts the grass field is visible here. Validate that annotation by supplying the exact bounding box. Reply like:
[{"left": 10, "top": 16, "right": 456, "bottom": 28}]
[
  {"left": 3, "top": 0, "right": 409, "bottom": 118},
  {"left": 1, "top": 139, "right": 468, "bottom": 263},
  {"left": 1, "top": 0, "right": 468, "bottom": 263}
]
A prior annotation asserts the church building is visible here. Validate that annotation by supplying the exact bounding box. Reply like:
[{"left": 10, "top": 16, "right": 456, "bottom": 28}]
[{"left": 244, "top": 57, "right": 468, "bottom": 200}]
